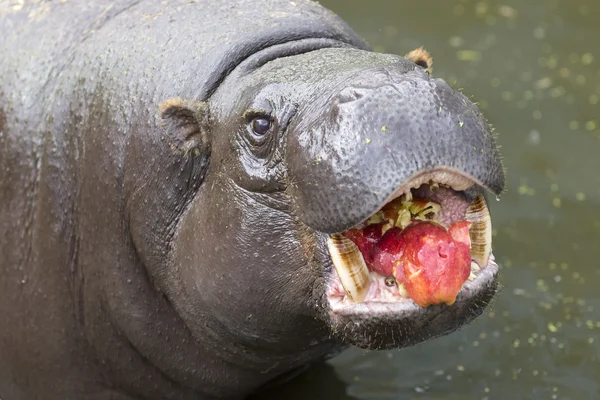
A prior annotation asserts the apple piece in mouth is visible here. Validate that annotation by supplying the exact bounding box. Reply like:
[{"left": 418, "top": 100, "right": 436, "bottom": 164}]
[
  {"left": 343, "top": 219, "right": 472, "bottom": 307},
  {"left": 342, "top": 191, "right": 449, "bottom": 278},
  {"left": 332, "top": 182, "right": 493, "bottom": 308},
  {"left": 327, "top": 181, "right": 493, "bottom": 309},
  {"left": 393, "top": 220, "right": 472, "bottom": 307}
]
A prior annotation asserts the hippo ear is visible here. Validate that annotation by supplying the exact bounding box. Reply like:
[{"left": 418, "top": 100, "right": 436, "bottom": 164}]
[
  {"left": 159, "top": 97, "right": 210, "bottom": 157},
  {"left": 404, "top": 47, "right": 433, "bottom": 75}
]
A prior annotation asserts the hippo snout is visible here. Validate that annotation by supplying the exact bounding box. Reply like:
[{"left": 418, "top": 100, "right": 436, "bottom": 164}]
[{"left": 287, "top": 66, "right": 504, "bottom": 234}]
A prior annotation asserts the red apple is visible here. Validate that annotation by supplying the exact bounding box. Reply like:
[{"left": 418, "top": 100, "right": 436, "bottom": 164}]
[
  {"left": 395, "top": 221, "right": 471, "bottom": 307},
  {"left": 370, "top": 227, "right": 408, "bottom": 277}
]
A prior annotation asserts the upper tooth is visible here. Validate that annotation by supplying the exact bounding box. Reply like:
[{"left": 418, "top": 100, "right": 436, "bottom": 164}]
[
  {"left": 327, "top": 234, "right": 371, "bottom": 303},
  {"left": 465, "top": 194, "right": 492, "bottom": 268}
]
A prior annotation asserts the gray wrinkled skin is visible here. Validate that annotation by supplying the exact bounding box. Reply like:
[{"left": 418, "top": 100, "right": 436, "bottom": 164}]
[{"left": 0, "top": 1, "right": 505, "bottom": 399}]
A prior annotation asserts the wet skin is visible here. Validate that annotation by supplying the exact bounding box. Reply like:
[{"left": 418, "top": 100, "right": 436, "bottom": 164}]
[{"left": 0, "top": 0, "right": 504, "bottom": 399}]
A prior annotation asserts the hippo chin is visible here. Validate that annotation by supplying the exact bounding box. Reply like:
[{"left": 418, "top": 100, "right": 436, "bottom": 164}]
[{"left": 0, "top": 0, "right": 504, "bottom": 399}]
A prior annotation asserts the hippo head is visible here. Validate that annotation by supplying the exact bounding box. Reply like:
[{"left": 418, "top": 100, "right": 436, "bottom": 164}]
[{"left": 157, "top": 46, "right": 504, "bottom": 369}]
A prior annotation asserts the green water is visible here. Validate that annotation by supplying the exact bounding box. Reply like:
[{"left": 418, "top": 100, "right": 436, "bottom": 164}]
[{"left": 257, "top": 0, "right": 600, "bottom": 399}]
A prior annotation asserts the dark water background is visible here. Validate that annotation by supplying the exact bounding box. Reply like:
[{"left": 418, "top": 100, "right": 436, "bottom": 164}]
[{"left": 257, "top": 0, "right": 600, "bottom": 399}]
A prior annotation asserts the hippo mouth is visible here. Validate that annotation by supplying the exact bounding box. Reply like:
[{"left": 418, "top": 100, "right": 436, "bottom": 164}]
[{"left": 325, "top": 170, "right": 497, "bottom": 315}]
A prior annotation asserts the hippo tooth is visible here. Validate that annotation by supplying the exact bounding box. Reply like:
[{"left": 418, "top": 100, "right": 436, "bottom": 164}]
[
  {"left": 465, "top": 194, "right": 492, "bottom": 268},
  {"left": 327, "top": 234, "right": 371, "bottom": 304},
  {"left": 397, "top": 283, "right": 409, "bottom": 298}
]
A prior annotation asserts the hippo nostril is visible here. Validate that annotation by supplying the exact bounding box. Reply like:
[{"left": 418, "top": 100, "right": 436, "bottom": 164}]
[{"left": 337, "top": 87, "right": 369, "bottom": 104}]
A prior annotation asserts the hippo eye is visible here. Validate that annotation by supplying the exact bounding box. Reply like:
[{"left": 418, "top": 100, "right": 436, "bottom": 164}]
[{"left": 251, "top": 117, "right": 272, "bottom": 136}]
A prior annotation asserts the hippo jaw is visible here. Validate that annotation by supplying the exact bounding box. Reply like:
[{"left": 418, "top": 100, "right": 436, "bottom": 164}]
[{"left": 321, "top": 169, "right": 499, "bottom": 350}]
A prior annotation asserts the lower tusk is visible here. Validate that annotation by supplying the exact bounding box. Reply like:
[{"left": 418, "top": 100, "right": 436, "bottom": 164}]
[
  {"left": 327, "top": 234, "right": 371, "bottom": 303},
  {"left": 465, "top": 194, "right": 492, "bottom": 268}
]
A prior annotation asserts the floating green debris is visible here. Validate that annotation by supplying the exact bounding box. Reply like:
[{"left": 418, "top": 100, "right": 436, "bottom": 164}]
[
  {"left": 449, "top": 36, "right": 464, "bottom": 48},
  {"left": 457, "top": 50, "right": 482, "bottom": 62},
  {"left": 533, "top": 27, "right": 545, "bottom": 39},
  {"left": 550, "top": 87, "right": 565, "bottom": 98},
  {"left": 518, "top": 184, "right": 535, "bottom": 196},
  {"left": 534, "top": 77, "right": 552, "bottom": 89},
  {"left": 475, "top": 2, "right": 489, "bottom": 16},
  {"left": 381, "top": 125, "right": 387, "bottom": 132},
  {"left": 552, "top": 197, "right": 561, "bottom": 208},
  {"left": 585, "top": 120, "right": 597, "bottom": 131},
  {"left": 498, "top": 5, "right": 518, "bottom": 19},
  {"left": 547, "top": 322, "right": 558, "bottom": 333},
  {"left": 581, "top": 53, "right": 594, "bottom": 65},
  {"left": 585, "top": 320, "right": 595, "bottom": 329},
  {"left": 365, "top": 138, "right": 371, "bottom": 144}
]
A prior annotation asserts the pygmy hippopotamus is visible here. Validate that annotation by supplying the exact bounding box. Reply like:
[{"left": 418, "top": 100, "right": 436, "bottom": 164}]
[{"left": 0, "top": 0, "right": 505, "bottom": 399}]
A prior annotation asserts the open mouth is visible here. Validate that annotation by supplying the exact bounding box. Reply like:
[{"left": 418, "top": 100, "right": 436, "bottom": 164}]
[{"left": 326, "top": 170, "right": 497, "bottom": 313}]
